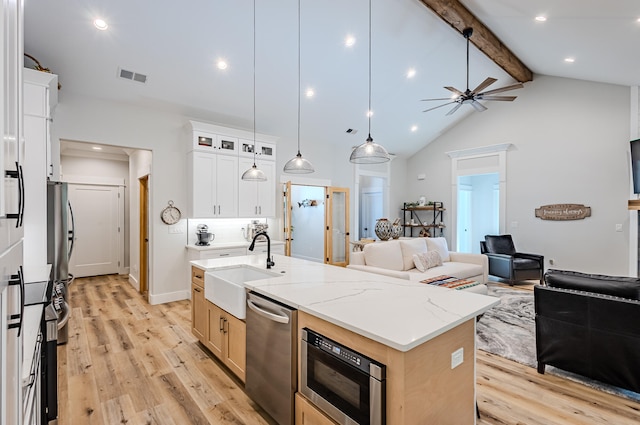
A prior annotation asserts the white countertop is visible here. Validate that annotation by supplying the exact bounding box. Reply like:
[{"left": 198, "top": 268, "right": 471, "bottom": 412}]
[
  {"left": 186, "top": 240, "right": 285, "bottom": 251},
  {"left": 191, "top": 254, "right": 499, "bottom": 352}
]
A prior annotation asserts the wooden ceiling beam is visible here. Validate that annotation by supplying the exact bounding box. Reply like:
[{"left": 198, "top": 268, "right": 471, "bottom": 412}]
[{"left": 418, "top": 0, "right": 533, "bottom": 83}]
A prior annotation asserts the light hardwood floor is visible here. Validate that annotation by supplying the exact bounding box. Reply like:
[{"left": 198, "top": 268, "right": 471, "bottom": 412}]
[{"left": 58, "top": 275, "right": 640, "bottom": 425}]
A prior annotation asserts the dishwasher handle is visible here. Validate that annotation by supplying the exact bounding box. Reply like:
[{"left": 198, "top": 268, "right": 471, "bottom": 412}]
[{"left": 247, "top": 298, "right": 290, "bottom": 324}]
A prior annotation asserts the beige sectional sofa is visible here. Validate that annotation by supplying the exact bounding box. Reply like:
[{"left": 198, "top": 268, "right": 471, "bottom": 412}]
[{"left": 347, "top": 237, "right": 488, "bottom": 294}]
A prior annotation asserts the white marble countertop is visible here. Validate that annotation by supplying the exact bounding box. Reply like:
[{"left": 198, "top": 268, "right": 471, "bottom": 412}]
[
  {"left": 191, "top": 255, "right": 499, "bottom": 352},
  {"left": 186, "top": 240, "right": 285, "bottom": 251},
  {"left": 22, "top": 304, "right": 43, "bottom": 383}
]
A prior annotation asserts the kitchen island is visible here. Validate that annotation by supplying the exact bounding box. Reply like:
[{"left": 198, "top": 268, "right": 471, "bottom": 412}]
[{"left": 191, "top": 254, "right": 499, "bottom": 424}]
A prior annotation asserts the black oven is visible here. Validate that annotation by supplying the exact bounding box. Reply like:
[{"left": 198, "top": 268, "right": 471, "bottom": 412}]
[{"left": 301, "top": 328, "right": 385, "bottom": 425}]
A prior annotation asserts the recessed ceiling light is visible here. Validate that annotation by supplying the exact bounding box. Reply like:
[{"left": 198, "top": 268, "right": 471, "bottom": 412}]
[
  {"left": 406, "top": 68, "right": 416, "bottom": 79},
  {"left": 410, "top": 125, "right": 418, "bottom": 132},
  {"left": 305, "top": 88, "right": 315, "bottom": 98},
  {"left": 93, "top": 18, "right": 108, "bottom": 30},
  {"left": 564, "top": 57, "right": 575, "bottom": 63},
  {"left": 216, "top": 60, "right": 228, "bottom": 70},
  {"left": 366, "top": 110, "right": 373, "bottom": 118},
  {"left": 345, "top": 35, "right": 356, "bottom": 47},
  {"left": 534, "top": 16, "right": 547, "bottom": 22},
  {"left": 92, "top": 146, "right": 103, "bottom": 151}
]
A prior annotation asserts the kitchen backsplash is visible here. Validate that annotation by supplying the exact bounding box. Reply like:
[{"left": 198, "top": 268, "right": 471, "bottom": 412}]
[{"left": 186, "top": 218, "right": 275, "bottom": 245}]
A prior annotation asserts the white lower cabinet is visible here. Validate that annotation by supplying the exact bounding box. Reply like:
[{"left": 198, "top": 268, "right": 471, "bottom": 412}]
[{"left": 238, "top": 158, "right": 276, "bottom": 218}]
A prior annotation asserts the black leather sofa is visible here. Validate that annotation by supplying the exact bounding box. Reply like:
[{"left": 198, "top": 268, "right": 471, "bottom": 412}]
[{"left": 535, "top": 269, "right": 640, "bottom": 393}]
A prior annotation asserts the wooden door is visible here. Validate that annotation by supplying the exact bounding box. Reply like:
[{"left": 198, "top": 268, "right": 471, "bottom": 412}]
[
  {"left": 325, "top": 187, "right": 349, "bottom": 267},
  {"left": 139, "top": 175, "right": 149, "bottom": 295},
  {"left": 67, "top": 183, "right": 122, "bottom": 277},
  {"left": 191, "top": 282, "right": 205, "bottom": 342},
  {"left": 284, "top": 181, "right": 292, "bottom": 256},
  {"left": 224, "top": 314, "right": 246, "bottom": 382}
]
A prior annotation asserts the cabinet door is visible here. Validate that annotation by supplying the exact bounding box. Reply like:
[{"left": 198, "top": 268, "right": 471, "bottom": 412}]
[
  {"left": 256, "top": 141, "right": 276, "bottom": 161},
  {"left": 223, "top": 313, "right": 246, "bottom": 382},
  {"left": 295, "top": 393, "right": 336, "bottom": 425},
  {"left": 191, "top": 282, "right": 206, "bottom": 343},
  {"left": 238, "top": 157, "right": 258, "bottom": 217},
  {"left": 190, "top": 152, "right": 217, "bottom": 218},
  {"left": 256, "top": 160, "right": 276, "bottom": 217},
  {"left": 214, "top": 154, "right": 238, "bottom": 217},
  {"left": 206, "top": 301, "right": 224, "bottom": 359}
]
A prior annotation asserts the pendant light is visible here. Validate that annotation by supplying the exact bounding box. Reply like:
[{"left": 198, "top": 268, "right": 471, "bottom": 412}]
[
  {"left": 242, "top": 0, "right": 267, "bottom": 182},
  {"left": 349, "top": 0, "right": 390, "bottom": 164},
  {"left": 283, "top": 0, "right": 314, "bottom": 174}
]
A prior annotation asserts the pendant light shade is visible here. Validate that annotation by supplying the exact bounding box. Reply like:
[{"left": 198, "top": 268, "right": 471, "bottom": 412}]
[
  {"left": 284, "top": 0, "right": 314, "bottom": 174},
  {"left": 349, "top": 134, "right": 390, "bottom": 164},
  {"left": 241, "top": 163, "right": 267, "bottom": 181},
  {"left": 242, "top": 0, "right": 267, "bottom": 182},
  {"left": 283, "top": 151, "right": 315, "bottom": 173},
  {"left": 349, "top": 0, "right": 390, "bottom": 164}
]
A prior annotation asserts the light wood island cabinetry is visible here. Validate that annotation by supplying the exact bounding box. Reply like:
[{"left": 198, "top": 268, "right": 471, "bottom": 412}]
[
  {"left": 191, "top": 266, "right": 206, "bottom": 343},
  {"left": 295, "top": 393, "right": 336, "bottom": 425},
  {"left": 191, "top": 266, "right": 246, "bottom": 382}
]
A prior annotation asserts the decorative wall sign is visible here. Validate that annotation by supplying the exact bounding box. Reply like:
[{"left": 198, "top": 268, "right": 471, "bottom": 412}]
[{"left": 535, "top": 204, "right": 591, "bottom": 221}]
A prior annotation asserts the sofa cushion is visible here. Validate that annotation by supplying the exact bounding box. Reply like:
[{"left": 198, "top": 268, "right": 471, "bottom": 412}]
[
  {"left": 399, "top": 238, "right": 428, "bottom": 271},
  {"left": 406, "top": 261, "right": 483, "bottom": 281},
  {"left": 362, "top": 240, "right": 404, "bottom": 271},
  {"left": 413, "top": 251, "right": 443, "bottom": 272},
  {"left": 425, "top": 237, "right": 451, "bottom": 262},
  {"left": 545, "top": 269, "right": 640, "bottom": 301}
]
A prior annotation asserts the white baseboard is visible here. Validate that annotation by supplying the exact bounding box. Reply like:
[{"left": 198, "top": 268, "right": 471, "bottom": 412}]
[
  {"left": 128, "top": 274, "right": 139, "bottom": 291},
  {"left": 148, "top": 290, "right": 190, "bottom": 305}
]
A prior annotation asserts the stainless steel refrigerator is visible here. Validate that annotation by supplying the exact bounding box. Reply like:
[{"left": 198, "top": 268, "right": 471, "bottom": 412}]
[{"left": 47, "top": 181, "right": 74, "bottom": 344}]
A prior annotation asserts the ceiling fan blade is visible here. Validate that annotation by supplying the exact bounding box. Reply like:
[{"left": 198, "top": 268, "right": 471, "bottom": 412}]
[
  {"left": 471, "top": 77, "right": 497, "bottom": 94},
  {"left": 478, "top": 83, "right": 524, "bottom": 96},
  {"left": 422, "top": 101, "right": 456, "bottom": 113},
  {"left": 445, "top": 103, "right": 463, "bottom": 116},
  {"left": 444, "top": 86, "right": 464, "bottom": 96},
  {"left": 470, "top": 100, "right": 488, "bottom": 112},
  {"left": 420, "top": 97, "right": 455, "bottom": 102},
  {"left": 476, "top": 95, "right": 517, "bottom": 101}
]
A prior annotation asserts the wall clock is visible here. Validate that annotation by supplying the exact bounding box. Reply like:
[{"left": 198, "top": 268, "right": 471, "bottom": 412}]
[{"left": 161, "top": 200, "right": 182, "bottom": 225}]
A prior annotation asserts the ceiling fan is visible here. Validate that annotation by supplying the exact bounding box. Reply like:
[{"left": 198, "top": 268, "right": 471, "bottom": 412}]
[{"left": 421, "top": 27, "right": 523, "bottom": 116}]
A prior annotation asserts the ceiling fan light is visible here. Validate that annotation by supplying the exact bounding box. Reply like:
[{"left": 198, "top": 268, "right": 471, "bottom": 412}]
[
  {"left": 350, "top": 135, "right": 390, "bottom": 164},
  {"left": 284, "top": 152, "right": 315, "bottom": 174},
  {"left": 241, "top": 163, "right": 267, "bottom": 181}
]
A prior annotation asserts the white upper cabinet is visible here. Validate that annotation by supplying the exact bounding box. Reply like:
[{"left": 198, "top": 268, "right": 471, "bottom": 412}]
[
  {"left": 238, "top": 158, "right": 276, "bottom": 218},
  {"left": 188, "top": 151, "right": 238, "bottom": 218},
  {"left": 187, "top": 121, "right": 277, "bottom": 219}
]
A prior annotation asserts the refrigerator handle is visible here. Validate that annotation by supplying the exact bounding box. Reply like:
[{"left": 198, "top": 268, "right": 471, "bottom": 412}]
[
  {"left": 18, "top": 164, "right": 24, "bottom": 227},
  {"left": 68, "top": 200, "right": 75, "bottom": 259}
]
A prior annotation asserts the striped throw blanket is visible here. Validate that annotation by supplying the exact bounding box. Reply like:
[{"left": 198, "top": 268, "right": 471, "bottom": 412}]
[{"left": 419, "top": 275, "right": 480, "bottom": 290}]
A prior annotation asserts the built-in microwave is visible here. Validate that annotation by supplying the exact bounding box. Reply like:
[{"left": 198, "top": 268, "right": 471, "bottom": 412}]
[{"left": 301, "top": 328, "right": 386, "bottom": 425}]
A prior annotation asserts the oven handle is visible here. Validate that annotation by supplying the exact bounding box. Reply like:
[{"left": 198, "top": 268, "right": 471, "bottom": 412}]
[{"left": 247, "top": 299, "right": 290, "bottom": 324}]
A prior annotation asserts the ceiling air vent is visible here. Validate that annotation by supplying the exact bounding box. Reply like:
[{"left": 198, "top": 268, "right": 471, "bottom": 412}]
[{"left": 118, "top": 67, "right": 147, "bottom": 84}]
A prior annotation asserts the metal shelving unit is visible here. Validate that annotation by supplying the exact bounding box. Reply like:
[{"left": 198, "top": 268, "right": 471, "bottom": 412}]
[{"left": 402, "top": 202, "right": 445, "bottom": 237}]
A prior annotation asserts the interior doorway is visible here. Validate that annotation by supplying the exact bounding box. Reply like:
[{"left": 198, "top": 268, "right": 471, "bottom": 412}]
[
  {"left": 139, "top": 175, "right": 149, "bottom": 295},
  {"left": 359, "top": 176, "right": 384, "bottom": 239},
  {"left": 456, "top": 173, "right": 499, "bottom": 253}
]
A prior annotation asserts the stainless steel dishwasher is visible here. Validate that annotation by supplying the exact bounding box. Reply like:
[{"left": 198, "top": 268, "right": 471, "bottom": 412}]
[{"left": 246, "top": 291, "right": 298, "bottom": 425}]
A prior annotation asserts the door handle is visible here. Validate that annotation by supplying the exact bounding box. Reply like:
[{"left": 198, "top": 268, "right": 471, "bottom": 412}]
[
  {"left": 219, "top": 317, "right": 225, "bottom": 332},
  {"left": 247, "top": 299, "right": 289, "bottom": 324}
]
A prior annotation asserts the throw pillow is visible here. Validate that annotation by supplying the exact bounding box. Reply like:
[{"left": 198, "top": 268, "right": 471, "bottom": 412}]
[
  {"left": 425, "top": 237, "right": 451, "bottom": 262},
  {"left": 399, "top": 238, "right": 428, "bottom": 271},
  {"left": 413, "top": 251, "right": 443, "bottom": 272}
]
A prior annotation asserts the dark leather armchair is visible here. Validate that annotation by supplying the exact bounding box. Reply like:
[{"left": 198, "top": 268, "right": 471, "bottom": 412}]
[
  {"left": 535, "top": 269, "right": 640, "bottom": 393},
  {"left": 480, "top": 234, "right": 543, "bottom": 285}
]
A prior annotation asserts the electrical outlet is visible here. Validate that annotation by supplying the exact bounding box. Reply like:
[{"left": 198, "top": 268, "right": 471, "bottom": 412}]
[
  {"left": 511, "top": 221, "right": 518, "bottom": 228},
  {"left": 168, "top": 224, "right": 183, "bottom": 234},
  {"left": 615, "top": 223, "right": 623, "bottom": 232},
  {"left": 451, "top": 348, "right": 464, "bottom": 369},
  {"left": 549, "top": 259, "right": 555, "bottom": 265}
]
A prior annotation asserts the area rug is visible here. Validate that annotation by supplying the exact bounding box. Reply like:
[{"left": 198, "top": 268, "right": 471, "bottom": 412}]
[{"left": 476, "top": 284, "right": 640, "bottom": 402}]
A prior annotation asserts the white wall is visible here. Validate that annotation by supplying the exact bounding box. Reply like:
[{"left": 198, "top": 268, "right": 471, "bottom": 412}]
[
  {"left": 128, "top": 150, "right": 153, "bottom": 291},
  {"left": 405, "top": 75, "right": 631, "bottom": 275}
]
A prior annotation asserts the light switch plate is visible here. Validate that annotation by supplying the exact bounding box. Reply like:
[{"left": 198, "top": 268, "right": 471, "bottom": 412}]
[{"left": 451, "top": 347, "right": 464, "bottom": 369}]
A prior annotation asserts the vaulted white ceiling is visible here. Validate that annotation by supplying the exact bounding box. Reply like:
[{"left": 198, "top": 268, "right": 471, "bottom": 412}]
[{"left": 24, "top": 0, "right": 640, "bottom": 158}]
